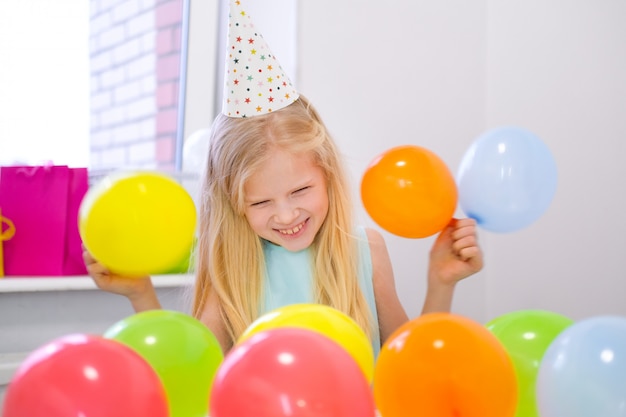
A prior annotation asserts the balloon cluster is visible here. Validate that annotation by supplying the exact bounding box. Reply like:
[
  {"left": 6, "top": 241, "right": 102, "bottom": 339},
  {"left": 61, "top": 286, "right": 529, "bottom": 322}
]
[
  {"left": 374, "top": 310, "right": 626, "bottom": 417},
  {"left": 2, "top": 310, "right": 223, "bottom": 417},
  {"left": 211, "top": 328, "right": 375, "bottom": 417},
  {"left": 4, "top": 304, "right": 625, "bottom": 417},
  {"left": 238, "top": 303, "right": 375, "bottom": 383},
  {"left": 361, "top": 126, "right": 558, "bottom": 237},
  {"left": 488, "top": 311, "right": 626, "bottom": 417},
  {"left": 2, "top": 304, "right": 376, "bottom": 417},
  {"left": 210, "top": 303, "right": 376, "bottom": 417}
]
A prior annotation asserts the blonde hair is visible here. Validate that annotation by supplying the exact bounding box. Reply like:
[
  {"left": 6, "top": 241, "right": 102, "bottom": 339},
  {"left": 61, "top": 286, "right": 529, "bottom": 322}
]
[{"left": 191, "top": 95, "right": 373, "bottom": 344}]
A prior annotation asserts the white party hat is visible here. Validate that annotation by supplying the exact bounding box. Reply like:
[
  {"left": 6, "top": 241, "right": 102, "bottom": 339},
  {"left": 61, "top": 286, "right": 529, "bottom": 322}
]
[{"left": 222, "top": 0, "right": 299, "bottom": 118}]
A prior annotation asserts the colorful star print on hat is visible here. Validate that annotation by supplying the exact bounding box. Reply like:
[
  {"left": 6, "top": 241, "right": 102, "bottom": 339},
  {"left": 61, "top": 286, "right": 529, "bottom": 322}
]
[{"left": 222, "top": 0, "right": 299, "bottom": 118}]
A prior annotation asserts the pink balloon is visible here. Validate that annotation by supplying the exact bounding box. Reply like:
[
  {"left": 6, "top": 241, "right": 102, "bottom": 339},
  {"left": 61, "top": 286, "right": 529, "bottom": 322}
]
[
  {"left": 3, "top": 334, "right": 168, "bottom": 417},
  {"left": 210, "top": 328, "right": 376, "bottom": 417}
]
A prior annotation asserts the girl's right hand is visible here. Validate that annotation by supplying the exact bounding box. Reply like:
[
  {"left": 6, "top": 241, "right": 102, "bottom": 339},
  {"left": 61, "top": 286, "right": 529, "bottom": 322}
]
[{"left": 83, "top": 249, "right": 161, "bottom": 311}]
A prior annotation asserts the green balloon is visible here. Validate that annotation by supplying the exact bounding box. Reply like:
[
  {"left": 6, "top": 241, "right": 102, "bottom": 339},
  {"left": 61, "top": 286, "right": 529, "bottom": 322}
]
[
  {"left": 105, "top": 310, "right": 224, "bottom": 417},
  {"left": 486, "top": 310, "right": 573, "bottom": 417}
]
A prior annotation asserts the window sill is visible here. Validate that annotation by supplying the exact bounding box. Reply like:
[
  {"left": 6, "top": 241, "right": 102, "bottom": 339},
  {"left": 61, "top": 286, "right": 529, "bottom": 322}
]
[{"left": 0, "top": 274, "right": 194, "bottom": 293}]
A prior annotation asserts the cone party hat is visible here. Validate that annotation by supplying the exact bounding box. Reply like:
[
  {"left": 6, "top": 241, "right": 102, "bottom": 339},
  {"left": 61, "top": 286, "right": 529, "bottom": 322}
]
[{"left": 222, "top": 0, "right": 299, "bottom": 118}]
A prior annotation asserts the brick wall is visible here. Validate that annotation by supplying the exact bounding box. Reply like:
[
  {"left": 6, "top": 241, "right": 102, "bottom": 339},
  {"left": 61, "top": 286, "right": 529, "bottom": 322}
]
[{"left": 89, "top": 0, "right": 183, "bottom": 172}]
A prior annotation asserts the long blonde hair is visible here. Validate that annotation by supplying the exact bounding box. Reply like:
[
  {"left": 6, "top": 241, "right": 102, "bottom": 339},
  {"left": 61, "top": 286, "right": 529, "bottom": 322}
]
[{"left": 191, "top": 95, "right": 373, "bottom": 344}]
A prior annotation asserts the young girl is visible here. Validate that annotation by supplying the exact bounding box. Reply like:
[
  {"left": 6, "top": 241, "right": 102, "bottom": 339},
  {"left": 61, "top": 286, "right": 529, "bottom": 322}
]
[
  {"left": 84, "top": 0, "right": 482, "bottom": 356},
  {"left": 84, "top": 94, "right": 482, "bottom": 356}
]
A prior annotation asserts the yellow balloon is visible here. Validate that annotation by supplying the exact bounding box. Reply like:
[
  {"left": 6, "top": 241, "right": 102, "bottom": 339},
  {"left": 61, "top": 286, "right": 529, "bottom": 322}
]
[
  {"left": 79, "top": 171, "right": 197, "bottom": 276},
  {"left": 239, "top": 303, "right": 375, "bottom": 383}
]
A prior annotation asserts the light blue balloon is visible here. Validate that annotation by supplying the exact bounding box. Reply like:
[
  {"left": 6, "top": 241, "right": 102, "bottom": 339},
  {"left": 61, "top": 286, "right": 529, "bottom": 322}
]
[
  {"left": 536, "top": 316, "right": 626, "bottom": 417},
  {"left": 457, "top": 126, "right": 557, "bottom": 233}
]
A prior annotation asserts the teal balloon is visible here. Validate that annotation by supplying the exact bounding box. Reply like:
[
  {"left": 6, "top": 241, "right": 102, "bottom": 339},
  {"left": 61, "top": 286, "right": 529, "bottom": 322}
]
[
  {"left": 537, "top": 315, "right": 626, "bottom": 417},
  {"left": 486, "top": 310, "right": 573, "bottom": 417},
  {"left": 457, "top": 126, "right": 557, "bottom": 233},
  {"left": 104, "top": 310, "right": 224, "bottom": 417}
]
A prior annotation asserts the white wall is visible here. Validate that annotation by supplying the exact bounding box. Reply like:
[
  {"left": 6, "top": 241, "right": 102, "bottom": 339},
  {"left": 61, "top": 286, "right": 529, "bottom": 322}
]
[
  {"left": 483, "top": 1, "right": 626, "bottom": 321},
  {"left": 298, "top": 0, "right": 626, "bottom": 323}
]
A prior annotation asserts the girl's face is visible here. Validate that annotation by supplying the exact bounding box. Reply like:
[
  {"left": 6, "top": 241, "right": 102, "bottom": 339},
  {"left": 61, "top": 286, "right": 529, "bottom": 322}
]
[{"left": 243, "top": 147, "right": 329, "bottom": 252}]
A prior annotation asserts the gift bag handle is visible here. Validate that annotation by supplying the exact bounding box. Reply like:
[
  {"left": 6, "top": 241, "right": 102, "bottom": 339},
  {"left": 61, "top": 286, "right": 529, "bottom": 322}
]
[
  {"left": 1, "top": 213, "right": 15, "bottom": 241},
  {"left": 14, "top": 164, "right": 53, "bottom": 177},
  {"left": 1, "top": 209, "right": 16, "bottom": 277}
]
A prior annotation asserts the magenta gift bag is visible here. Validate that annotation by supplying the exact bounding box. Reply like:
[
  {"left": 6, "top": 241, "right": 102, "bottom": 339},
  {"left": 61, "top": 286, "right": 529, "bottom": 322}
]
[{"left": 0, "top": 165, "right": 89, "bottom": 276}]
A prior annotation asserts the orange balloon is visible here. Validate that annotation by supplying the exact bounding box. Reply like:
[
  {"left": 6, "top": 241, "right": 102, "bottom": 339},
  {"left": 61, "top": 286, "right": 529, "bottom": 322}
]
[
  {"left": 361, "top": 145, "right": 457, "bottom": 238},
  {"left": 374, "top": 313, "right": 517, "bottom": 417}
]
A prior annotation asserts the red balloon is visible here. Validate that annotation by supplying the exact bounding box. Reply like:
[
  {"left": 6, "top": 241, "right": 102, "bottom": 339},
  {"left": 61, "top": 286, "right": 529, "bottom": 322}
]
[
  {"left": 374, "top": 313, "right": 517, "bottom": 417},
  {"left": 210, "top": 328, "right": 376, "bottom": 417},
  {"left": 2, "top": 334, "right": 168, "bottom": 417},
  {"left": 361, "top": 145, "right": 458, "bottom": 238}
]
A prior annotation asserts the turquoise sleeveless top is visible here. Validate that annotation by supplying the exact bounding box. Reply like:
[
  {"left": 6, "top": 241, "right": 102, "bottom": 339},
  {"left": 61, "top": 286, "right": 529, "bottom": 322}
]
[{"left": 262, "top": 226, "right": 381, "bottom": 357}]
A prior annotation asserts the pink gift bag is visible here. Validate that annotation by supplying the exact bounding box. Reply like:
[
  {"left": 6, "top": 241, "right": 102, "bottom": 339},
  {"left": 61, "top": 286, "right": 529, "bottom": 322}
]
[{"left": 0, "top": 165, "right": 89, "bottom": 276}]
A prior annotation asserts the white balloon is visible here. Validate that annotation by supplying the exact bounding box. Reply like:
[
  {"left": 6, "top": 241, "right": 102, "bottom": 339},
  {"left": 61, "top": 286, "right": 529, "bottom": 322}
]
[
  {"left": 182, "top": 128, "right": 211, "bottom": 221},
  {"left": 182, "top": 128, "right": 211, "bottom": 174}
]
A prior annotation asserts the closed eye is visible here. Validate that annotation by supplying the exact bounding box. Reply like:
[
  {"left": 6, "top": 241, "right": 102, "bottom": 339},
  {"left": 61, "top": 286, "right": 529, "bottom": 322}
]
[
  {"left": 250, "top": 200, "right": 269, "bottom": 207},
  {"left": 293, "top": 186, "right": 310, "bottom": 194}
]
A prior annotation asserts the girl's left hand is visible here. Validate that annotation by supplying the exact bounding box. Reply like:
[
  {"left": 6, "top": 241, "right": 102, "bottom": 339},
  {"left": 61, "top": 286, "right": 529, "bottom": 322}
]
[{"left": 428, "top": 218, "right": 483, "bottom": 285}]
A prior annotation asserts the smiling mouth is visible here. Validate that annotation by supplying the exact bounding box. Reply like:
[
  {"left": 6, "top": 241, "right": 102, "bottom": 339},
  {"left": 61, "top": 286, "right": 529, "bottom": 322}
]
[{"left": 277, "top": 220, "right": 306, "bottom": 235}]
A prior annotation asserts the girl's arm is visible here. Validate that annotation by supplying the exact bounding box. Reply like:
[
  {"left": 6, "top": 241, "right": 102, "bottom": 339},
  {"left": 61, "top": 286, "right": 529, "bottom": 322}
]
[
  {"left": 368, "top": 218, "right": 483, "bottom": 345},
  {"left": 367, "top": 228, "right": 410, "bottom": 345},
  {"left": 423, "top": 218, "right": 483, "bottom": 314},
  {"left": 198, "top": 288, "right": 232, "bottom": 355}
]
